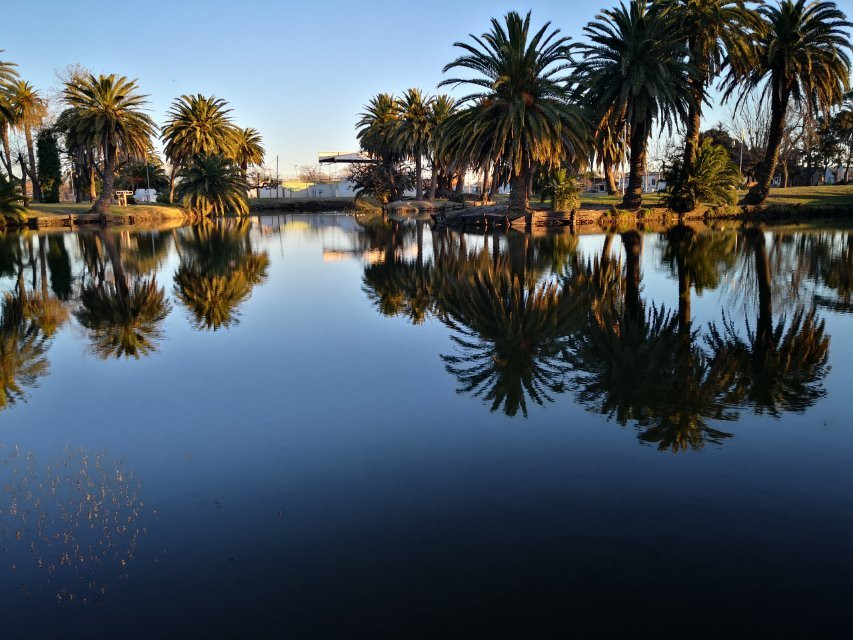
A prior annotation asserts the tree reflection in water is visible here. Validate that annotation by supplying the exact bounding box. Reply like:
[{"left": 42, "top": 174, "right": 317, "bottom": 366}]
[
  {"left": 707, "top": 228, "right": 831, "bottom": 416},
  {"left": 360, "top": 221, "right": 836, "bottom": 451},
  {"left": 173, "top": 219, "right": 269, "bottom": 331},
  {"left": 75, "top": 230, "right": 170, "bottom": 359}
]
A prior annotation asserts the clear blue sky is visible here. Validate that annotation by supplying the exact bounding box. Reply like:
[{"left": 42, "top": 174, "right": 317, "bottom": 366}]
[{"left": 5, "top": 0, "right": 853, "bottom": 176}]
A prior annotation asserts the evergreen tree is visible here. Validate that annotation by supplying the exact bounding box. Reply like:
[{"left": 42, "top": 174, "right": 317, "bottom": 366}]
[{"left": 36, "top": 129, "right": 62, "bottom": 203}]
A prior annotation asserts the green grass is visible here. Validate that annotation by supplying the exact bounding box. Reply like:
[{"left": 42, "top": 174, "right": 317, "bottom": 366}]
[
  {"left": 578, "top": 185, "right": 853, "bottom": 209},
  {"left": 761, "top": 185, "right": 853, "bottom": 206},
  {"left": 25, "top": 202, "right": 184, "bottom": 218}
]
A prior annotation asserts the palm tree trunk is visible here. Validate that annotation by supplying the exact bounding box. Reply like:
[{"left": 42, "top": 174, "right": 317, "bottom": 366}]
[
  {"left": 622, "top": 120, "right": 648, "bottom": 210},
  {"left": 480, "top": 161, "right": 491, "bottom": 203},
  {"left": 622, "top": 230, "right": 642, "bottom": 322},
  {"left": 24, "top": 125, "right": 41, "bottom": 202},
  {"left": 508, "top": 159, "right": 529, "bottom": 214},
  {"left": 415, "top": 154, "right": 423, "bottom": 200},
  {"left": 746, "top": 228, "right": 772, "bottom": 346},
  {"left": 454, "top": 171, "right": 465, "bottom": 195},
  {"left": 603, "top": 158, "right": 619, "bottom": 195},
  {"left": 17, "top": 153, "right": 28, "bottom": 207},
  {"left": 0, "top": 122, "right": 12, "bottom": 177},
  {"left": 428, "top": 162, "right": 437, "bottom": 201},
  {"left": 169, "top": 165, "right": 178, "bottom": 204},
  {"left": 745, "top": 88, "right": 790, "bottom": 205},
  {"left": 92, "top": 143, "right": 116, "bottom": 215},
  {"left": 682, "top": 62, "right": 704, "bottom": 166},
  {"left": 39, "top": 235, "right": 48, "bottom": 300}
]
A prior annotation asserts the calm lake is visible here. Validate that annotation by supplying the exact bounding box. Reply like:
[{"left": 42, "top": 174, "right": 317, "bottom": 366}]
[{"left": 1, "top": 214, "right": 851, "bottom": 637}]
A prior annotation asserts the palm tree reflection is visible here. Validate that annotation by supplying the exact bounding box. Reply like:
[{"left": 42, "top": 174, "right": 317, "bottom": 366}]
[
  {"left": 75, "top": 230, "right": 170, "bottom": 359},
  {"left": 707, "top": 228, "right": 831, "bottom": 416},
  {"left": 173, "top": 219, "right": 269, "bottom": 331},
  {"left": 0, "top": 290, "right": 50, "bottom": 410}
]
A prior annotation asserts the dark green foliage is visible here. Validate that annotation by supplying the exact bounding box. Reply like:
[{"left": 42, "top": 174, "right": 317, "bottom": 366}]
[
  {"left": 347, "top": 163, "right": 413, "bottom": 204},
  {"left": 36, "top": 129, "right": 62, "bottom": 203},
  {"left": 663, "top": 140, "right": 742, "bottom": 213}
]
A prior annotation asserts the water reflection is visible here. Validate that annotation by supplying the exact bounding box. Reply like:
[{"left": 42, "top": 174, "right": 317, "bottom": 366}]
[
  {"left": 357, "top": 215, "right": 847, "bottom": 450},
  {"left": 0, "top": 217, "right": 848, "bottom": 447},
  {"left": 173, "top": 220, "right": 269, "bottom": 331},
  {"left": 75, "top": 230, "right": 170, "bottom": 359},
  {"left": 0, "top": 443, "right": 149, "bottom": 605}
]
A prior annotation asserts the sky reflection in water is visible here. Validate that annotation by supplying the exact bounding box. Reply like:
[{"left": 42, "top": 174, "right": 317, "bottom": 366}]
[{"left": 0, "top": 215, "right": 851, "bottom": 637}]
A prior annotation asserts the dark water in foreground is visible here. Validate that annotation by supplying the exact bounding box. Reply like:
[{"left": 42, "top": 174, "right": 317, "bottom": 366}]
[{"left": 0, "top": 214, "right": 851, "bottom": 638}]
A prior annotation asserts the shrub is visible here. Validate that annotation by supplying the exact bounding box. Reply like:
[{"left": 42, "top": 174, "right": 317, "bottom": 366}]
[
  {"left": 544, "top": 169, "right": 581, "bottom": 211},
  {"left": 663, "top": 140, "right": 741, "bottom": 214}
]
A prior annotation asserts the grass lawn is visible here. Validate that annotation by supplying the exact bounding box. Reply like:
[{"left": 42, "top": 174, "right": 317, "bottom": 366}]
[
  {"left": 25, "top": 202, "right": 184, "bottom": 218},
  {"left": 761, "top": 185, "right": 853, "bottom": 206},
  {"left": 579, "top": 185, "right": 853, "bottom": 209}
]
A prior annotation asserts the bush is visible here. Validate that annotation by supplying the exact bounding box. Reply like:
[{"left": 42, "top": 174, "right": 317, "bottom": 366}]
[
  {"left": 156, "top": 190, "right": 171, "bottom": 204},
  {"left": 663, "top": 140, "right": 741, "bottom": 214},
  {"left": 127, "top": 195, "right": 136, "bottom": 205},
  {"left": 544, "top": 169, "right": 581, "bottom": 211},
  {"left": 347, "top": 163, "right": 413, "bottom": 204}
]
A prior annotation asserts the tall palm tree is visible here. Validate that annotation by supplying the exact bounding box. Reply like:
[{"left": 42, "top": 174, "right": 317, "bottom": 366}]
[
  {"left": 0, "top": 51, "right": 20, "bottom": 177},
  {"left": 427, "top": 94, "right": 458, "bottom": 200},
  {"left": 591, "top": 105, "right": 625, "bottom": 195},
  {"left": 161, "top": 94, "right": 237, "bottom": 203},
  {"left": 357, "top": 93, "right": 404, "bottom": 201},
  {"left": 394, "top": 88, "right": 433, "bottom": 200},
  {"left": 9, "top": 80, "right": 47, "bottom": 201},
  {"left": 232, "top": 127, "right": 265, "bottom": 178},
  {"left": 440, "top": 11, "right": 586, "bottom": 214},
  {"left": 575, "top": 1, "right": 694, "bottom": 209},
  {"left": 724, "top": 0, "right": 852, "bottom": 205},
  {"left": 62, "top": 74, "right": 157, "bottom": 215},
  {"left": 660, "top": 0, "right": 761, "bottom": 165},
  {"left": 175, "top": 154, "right": 249, "bottom": 216}
]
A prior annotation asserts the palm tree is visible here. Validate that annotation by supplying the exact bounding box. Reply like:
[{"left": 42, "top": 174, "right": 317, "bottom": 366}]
[
  {"left": 575, "top": 1, "right": 694, "bottom": 209},
  {"left": 9, "top": 80, "right": 47, "bottom": 201},
  {"left": 161, "top": 94, "right": 237, "bottom": 203},
  {"left": 55, "top": 106, "right": 97, "bottom": 202},
  {"left": 592, "top": 106, "right": 625, "bottom": 195},
  {"left": 175, "top": 154, "right": 249, "bottom": 216},
  {"left": 0, "top": 51, "right": 20, "bottom": 177},
  {"left": 394, "top": 88, "right": 432, "bottom": 200},
  {"left": 724, "top": 0, "right": 852, "bottom": 205},
  {"left": 660, "top": 1, "right": 761, "bottom": 165},
  {"left": 116, "top": 158, "right": 169, "bottom": 192},
  {"left": 232, "top": 127, "right": 265, "bottom": 178},
  {"left": 0, "top": 172, "right": 25, "bottom": 223},
  {"left": 427, "top": 94, "right": 458, "bottom": 200},
  {"left": 357, "top": 93, "right": 404, "bottom": 201},
  {"left": 663, "top": 138, "right": 742, "bottom": 213},
  {"left": 440, "top": 11, "right": 586, "bottom": 214},
  {"left": 62, "top": 74, "right": 157, "bottom": 215}
]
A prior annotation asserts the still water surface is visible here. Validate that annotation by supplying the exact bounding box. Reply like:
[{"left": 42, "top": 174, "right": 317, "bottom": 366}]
[{"left": 0, "top": 215, "right": 851, "bottom": 637}]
